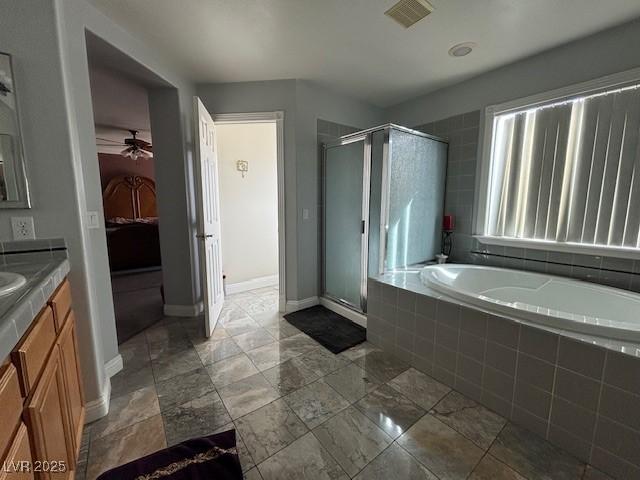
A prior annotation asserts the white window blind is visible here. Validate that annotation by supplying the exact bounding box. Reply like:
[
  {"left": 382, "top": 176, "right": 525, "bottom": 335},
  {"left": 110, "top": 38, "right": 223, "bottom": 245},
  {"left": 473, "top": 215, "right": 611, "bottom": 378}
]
[{"left": 486, "top": 84, "right": 640, "bottom": 250}]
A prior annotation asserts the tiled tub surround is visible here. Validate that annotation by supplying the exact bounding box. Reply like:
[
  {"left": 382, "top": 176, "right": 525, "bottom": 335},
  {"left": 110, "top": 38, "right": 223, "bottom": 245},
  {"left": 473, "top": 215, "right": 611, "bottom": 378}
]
[
  {"left": 368, "top": 274, "right": 640, "bottom": 479},
  {"left": 415, "top": 111, "right": 640, "bottom": 294},
  {"left": 0, "top": 238, "right": 70, "bottom": 359}
]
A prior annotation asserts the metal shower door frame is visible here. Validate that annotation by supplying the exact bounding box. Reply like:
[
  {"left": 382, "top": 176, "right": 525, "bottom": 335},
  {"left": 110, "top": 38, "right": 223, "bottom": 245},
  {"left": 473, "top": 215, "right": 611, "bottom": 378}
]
[{"left": 378, "top": 127, "right": 392, "bottom": 276}]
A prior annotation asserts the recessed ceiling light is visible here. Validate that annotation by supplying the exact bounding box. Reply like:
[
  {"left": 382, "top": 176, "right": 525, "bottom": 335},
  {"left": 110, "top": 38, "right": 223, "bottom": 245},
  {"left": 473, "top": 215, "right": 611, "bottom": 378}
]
[{"left": 448, "top": 42, "right": 476, "bottom": 57}]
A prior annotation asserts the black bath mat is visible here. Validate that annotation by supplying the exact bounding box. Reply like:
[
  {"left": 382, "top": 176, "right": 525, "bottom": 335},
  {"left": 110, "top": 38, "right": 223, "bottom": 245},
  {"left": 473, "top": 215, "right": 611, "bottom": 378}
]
[
  {"left": 97, "top": 430, "right": 242, "bottom": 480},
  {"left": 284, "top": 305, "right": 365, "bottom": 354}
]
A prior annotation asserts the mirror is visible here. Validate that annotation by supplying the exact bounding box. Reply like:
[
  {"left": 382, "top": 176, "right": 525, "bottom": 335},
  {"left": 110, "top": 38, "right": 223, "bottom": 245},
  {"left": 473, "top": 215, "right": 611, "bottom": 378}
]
[{"left": 0, "top": 52, "right": 30, "bottom": 208}]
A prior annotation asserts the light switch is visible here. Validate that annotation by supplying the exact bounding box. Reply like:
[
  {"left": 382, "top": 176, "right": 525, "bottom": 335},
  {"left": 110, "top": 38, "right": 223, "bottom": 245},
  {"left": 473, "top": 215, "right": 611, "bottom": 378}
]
[
  {"left": 302, "top": 208, "right": 309, "bottom": 220},
  {"left": 87, "top": 211, "right": 100, "bottom": 229}
]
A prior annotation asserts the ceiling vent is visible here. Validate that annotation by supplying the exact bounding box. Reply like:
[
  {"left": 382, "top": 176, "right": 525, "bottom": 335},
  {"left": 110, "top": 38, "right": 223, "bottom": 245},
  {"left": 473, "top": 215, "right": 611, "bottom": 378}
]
[{"left": 385, "top": 0, "right": 434, "bottom": 28}]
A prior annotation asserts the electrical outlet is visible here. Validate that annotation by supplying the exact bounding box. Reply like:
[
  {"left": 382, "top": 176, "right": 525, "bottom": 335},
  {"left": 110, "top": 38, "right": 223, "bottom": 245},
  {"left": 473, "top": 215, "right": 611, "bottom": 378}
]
[{"left": 11, "top": 217, "right": 35, "bottom": 240}]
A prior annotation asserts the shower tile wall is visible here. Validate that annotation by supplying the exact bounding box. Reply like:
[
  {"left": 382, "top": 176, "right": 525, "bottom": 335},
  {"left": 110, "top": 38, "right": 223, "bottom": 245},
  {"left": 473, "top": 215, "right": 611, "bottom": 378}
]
[
  {"left": 415, "top": 112, "right": 479, "bottom": 263},
  {"left": 317, "top": 119, "right": 361, "bottom": 293},
  {"left": 414, "top": 112, "right": 640, "bottom": 293}
]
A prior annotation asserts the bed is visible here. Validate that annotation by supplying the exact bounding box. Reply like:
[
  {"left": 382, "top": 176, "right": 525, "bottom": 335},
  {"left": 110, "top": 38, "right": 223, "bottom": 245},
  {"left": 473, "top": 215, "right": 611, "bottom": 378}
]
[{"left": 103, "top": 175, "right": 162, "bottom": 272}]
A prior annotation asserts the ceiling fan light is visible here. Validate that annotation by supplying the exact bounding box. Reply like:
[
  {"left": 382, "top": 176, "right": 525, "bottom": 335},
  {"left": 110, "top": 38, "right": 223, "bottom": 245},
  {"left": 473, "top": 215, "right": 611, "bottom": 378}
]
[{"left": 122, "top": 147, "right": 152, "bottom": 161}]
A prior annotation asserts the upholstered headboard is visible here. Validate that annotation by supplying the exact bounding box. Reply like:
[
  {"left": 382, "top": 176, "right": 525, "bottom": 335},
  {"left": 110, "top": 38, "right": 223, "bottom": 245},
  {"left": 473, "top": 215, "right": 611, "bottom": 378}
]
[{"left": 102, "top": 175, "right": 157, "bottom": 220}]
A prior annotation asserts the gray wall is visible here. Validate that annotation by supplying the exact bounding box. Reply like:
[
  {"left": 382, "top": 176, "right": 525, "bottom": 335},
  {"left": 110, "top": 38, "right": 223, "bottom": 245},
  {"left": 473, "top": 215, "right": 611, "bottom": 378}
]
[
  {"left": 3, "top": 0, "right": 639, "bottom": 410},
  {"left": 148, "top": 89, "right": 201, "bottom": 307},
  {"left": 0, "top": 0, "right": 107, "bottom": 401},
  {"left": 295, "top": 81, "right": 386, "bottom": 299},
  {"left": 386, "top": 18, "right": 640, "bottom": 293},
  {"left": 197, "top": 80, "right": 385, "bottom": 303},
  {"left": 57, "top": 0, "right": 199, "bottom": 376},
  {"left": 387, "top": 18, "right": 640, "bottom": 127},
  {"left": 59, "top": 0, "right": 196, "bottom": 368},
  {"left": 0, "top": 0, "right": 198, "bottom": 410}
]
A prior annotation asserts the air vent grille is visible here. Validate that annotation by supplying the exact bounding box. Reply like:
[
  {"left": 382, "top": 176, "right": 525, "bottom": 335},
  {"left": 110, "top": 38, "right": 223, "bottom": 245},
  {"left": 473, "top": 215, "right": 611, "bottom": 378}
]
[{"left": 385, "top": 0, "right": 434, "bottom": 28}]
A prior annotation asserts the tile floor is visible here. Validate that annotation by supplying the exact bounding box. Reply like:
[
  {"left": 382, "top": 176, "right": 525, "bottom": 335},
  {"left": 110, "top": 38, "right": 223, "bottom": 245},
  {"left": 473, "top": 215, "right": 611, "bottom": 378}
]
[{"left": 79, "top": 286, "right": 612, "bottom": 480}]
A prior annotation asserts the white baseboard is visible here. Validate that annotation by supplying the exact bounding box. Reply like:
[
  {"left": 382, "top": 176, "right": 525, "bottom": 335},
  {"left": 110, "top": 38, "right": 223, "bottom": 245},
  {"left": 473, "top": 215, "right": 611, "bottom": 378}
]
[
  {"left": 226, "top": 275, "right": 279, "bottom": 295},
  {"left": 86, "top": 353, "right": 124, "bottom": 423},
  {"left": 85, "top": 377, "right": 111, "bottom": 423},
  {"left": 285, "top": 296, "right": 319, "bottom": 313},
  {"left": 320, "top": 297, "right": 367, "bottom": 328},
  {"left": 104, "top": 354, "right": 123, "bottom": 378},
  {"left": 164, "top": 301, "right": 204, "bottom": 317}
]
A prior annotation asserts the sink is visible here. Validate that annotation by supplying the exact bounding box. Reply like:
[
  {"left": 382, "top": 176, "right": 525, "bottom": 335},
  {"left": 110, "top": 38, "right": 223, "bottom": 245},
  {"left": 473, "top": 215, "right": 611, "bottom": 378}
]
[{"left": 0, "top": 272, "right": 27, "bottom": 296}]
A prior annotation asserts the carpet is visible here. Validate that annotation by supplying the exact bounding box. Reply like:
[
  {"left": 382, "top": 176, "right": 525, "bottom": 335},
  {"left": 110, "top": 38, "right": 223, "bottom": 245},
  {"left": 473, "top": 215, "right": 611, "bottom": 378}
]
[
  {"left": 112, "top": 270, "right": 164, "bottom": 344},
  {"left": 284, "top": 305, "right": 366, "bottom": 354},
  {"left": 97, "top": 430, "right": 242, "bottom": 480}
]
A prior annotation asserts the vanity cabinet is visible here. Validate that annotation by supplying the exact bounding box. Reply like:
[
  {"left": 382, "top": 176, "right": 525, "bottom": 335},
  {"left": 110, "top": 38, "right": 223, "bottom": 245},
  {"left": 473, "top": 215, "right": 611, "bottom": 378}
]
[
  {"left": 24, "top": 347, "right": 72, "bottom": 480},
  {"left": 0, "top": 423, "right": 34, "bottom": 480},
  {"left": 1, "top": 279, "right": 84, "bottom": 480},
  {"left": 56, "top": 312, "right": 84, "bottom": 457}
]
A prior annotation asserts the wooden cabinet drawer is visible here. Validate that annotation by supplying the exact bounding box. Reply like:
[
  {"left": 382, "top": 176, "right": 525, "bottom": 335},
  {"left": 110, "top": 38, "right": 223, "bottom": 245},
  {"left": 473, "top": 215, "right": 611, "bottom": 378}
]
[
  {"left": 0, "top": 423, "right": 34, "bottom": 480},
  {"left": 0, "top": 364, "right": 23, "bottom": 462},
  {"left": 12, "top": 307, "right": 57, "bottom": 397},
  {"left": 48, "top": 280, "right": 71, "bottom": 333}
]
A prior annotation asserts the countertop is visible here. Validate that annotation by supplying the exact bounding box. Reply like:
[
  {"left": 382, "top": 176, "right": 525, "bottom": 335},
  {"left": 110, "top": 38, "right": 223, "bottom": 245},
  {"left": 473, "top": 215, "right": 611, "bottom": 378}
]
[{"left": 0, "top": 256, "right": 70, "bottom": 361}]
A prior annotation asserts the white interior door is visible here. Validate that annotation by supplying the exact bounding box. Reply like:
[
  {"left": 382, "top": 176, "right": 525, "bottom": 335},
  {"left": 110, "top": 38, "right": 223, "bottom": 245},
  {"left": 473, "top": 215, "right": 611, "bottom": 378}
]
[{"left": 194, "top": 97, "right": 224, "bottom": 337}]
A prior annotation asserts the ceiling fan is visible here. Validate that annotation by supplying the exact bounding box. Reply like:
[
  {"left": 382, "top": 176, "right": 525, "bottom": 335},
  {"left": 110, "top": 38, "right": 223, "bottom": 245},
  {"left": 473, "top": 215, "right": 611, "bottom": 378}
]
[{"left": 96, "top": 129, "right": 153, "bottom": 160}]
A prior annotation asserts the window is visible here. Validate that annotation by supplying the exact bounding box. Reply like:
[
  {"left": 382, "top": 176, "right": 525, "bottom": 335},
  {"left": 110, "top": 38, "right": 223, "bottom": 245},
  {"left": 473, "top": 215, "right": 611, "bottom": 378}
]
[{"left": 476, "top": 69, "right": 640, "bottom": 258}]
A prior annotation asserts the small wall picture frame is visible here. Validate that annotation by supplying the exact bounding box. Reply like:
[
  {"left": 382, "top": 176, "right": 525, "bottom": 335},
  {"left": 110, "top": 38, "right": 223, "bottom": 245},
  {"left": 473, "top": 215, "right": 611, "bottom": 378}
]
[{"left": 236, "top": 160, "right": 248, "bottom": 178}]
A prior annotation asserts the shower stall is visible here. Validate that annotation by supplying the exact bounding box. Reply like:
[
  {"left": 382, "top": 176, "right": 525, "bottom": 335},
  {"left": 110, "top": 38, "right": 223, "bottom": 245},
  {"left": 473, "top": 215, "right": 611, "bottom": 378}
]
[{"left": 322, "top": 124, "right": 448, "bottom": 314}]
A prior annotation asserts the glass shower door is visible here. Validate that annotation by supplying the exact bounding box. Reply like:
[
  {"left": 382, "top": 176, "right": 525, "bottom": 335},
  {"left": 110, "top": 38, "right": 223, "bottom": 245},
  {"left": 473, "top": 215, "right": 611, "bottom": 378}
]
[
  {"left": 323, "top": 139, "right": 367, "bottom": 311},
  {"left": 384, "top": 128, "right": 447, "bottom": 270}
]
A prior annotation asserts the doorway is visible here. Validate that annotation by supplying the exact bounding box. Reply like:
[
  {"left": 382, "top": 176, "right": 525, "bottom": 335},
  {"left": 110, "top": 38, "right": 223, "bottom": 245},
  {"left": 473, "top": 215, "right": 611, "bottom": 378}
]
[
  {"left": 87, "top": 60, "right": 165, "bottom": 344},
  {"left": 215, "top": 112, "right": 285, "bottom": 306},
  {"left": 194, "top": 109, "right": 286, "bottom": 335}
]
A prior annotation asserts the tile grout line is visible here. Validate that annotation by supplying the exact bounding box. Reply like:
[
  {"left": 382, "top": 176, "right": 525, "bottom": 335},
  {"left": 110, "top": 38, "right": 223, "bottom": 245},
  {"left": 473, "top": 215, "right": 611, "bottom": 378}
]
[
  {"left": 588, "top": 350, "right": 607, "bottom": 465},
  {"left": 143, "top": 323, "right": 168, "bottom": 448},
  {"left": 545, "top": 336, "right": 562, "bottom": 439},
  {"left": 478, "top": 313, "right": 489, "bottom": 407},
  {"left": 390, "top": 434, "right": 444, "bottom": 480},
  {"left": 250, "top": 354, "right": 377, "bottom": 474},
  {"left": 90, "top": 290, "right": 285, "bottom": 476},
  {"left": 98, "top": 284, "right": 609, "bottom": 479},
  {"left": 467, "top": 422, "right": 522, "bottom": 479},
  {"left": 509, "top": 325, "right": 522, "bottom": 419},
  {"left": 453, "top": 306, "right": 462, "bottom": 390},
  {"left": 251, "top": 348, "right": 373, "bottom": 470}
]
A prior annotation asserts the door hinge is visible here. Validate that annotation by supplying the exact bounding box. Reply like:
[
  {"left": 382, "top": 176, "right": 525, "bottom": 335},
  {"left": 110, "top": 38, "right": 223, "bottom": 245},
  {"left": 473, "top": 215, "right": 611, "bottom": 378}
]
[
  {"left": 196, "top": 234, "right": 213, "bottom": 239},
  {"left": 361, "top": 220, "right": 366, "bottom": 234}
]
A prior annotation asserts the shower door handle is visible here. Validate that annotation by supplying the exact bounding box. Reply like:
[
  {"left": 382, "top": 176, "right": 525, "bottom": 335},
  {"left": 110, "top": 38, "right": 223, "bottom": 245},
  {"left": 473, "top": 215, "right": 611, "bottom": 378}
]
[{"left": 361, "top": 220, "right": 366, "bottom": 234}]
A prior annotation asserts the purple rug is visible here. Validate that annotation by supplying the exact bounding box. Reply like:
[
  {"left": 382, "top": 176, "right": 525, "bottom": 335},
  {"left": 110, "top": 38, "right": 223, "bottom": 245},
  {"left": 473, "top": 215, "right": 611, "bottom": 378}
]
[{"left": 97, "top": 430, "right": 242, "bottom": 480}]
